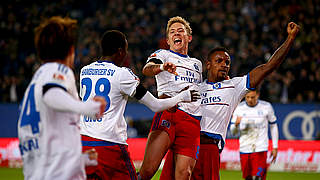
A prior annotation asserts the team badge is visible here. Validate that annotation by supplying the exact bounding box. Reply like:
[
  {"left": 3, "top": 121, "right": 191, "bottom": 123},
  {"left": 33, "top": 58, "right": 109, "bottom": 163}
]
[
  {"left": 194, "top": 63, "right": 199, "bottom": 71},
  {"left": 161, "top": 120, "right": 171, "bottom": 128},
  {"left": 212, "top": 82, "right": 221, "bottom": 89}
]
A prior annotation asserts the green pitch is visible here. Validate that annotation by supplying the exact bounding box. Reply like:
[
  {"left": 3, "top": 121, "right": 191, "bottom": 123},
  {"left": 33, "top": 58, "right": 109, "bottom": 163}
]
[{"left": 0, "top": 168, "right": 319, "bottom": 180}]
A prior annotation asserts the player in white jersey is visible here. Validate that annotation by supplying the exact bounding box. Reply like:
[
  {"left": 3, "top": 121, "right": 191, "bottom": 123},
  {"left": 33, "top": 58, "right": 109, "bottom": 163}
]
[
  {"left": 17, "top": 16, "right": 106, "bottom": 180},
  {"left": 191, "top": 22, "right": 299, "bottom": 180},
  {"left": 139, "top": 16, "right": 202, "bottom": 180},
  {"left": 230, "top": 90, "right": 278, "bottom": 180},
  {"left": 79, "top": 30, "right": 199, "bottom": 180}
]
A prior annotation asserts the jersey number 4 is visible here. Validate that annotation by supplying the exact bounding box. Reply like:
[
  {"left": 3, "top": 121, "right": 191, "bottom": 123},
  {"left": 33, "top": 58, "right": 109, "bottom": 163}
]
[
  {"left": 19, "top": 84, "right": 40, "bottom": 134},
  {"left": 81, "top": 78, "right": 111, "bottom": 111}
]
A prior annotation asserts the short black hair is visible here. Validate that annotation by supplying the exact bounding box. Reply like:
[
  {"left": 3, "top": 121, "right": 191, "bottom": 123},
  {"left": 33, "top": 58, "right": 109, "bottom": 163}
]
[
  {"left": 207, "top": 47, "right": 230, "bottom": 61},
  {"left": 101, "top": 30, "right": 127, "bottom": 56}
]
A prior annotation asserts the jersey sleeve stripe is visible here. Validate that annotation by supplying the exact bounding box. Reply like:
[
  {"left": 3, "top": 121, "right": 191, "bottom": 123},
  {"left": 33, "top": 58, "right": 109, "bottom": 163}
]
[
  {"left": 246, "top": 73, "right": 256, "bottom": 90},
  {"left": 42, "top": 83, "right": 67, "bottom": 95}
]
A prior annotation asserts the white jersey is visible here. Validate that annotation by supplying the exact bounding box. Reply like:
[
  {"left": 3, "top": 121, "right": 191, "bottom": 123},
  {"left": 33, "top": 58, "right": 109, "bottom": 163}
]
[
  {"left": 18, "top": 63, "right": 86, "bottom": 180},
  {"left": 231, "top": 100, "right": 277, "bottom": 153},
  {"left": 147, "top": 49, "right": 202, "bottom": 116},
  {"left": 79, "top": 61, "right": 139, "bottom": 145},
  {"left": 200, "top": 75, "right": 250, "bottom": 149}
]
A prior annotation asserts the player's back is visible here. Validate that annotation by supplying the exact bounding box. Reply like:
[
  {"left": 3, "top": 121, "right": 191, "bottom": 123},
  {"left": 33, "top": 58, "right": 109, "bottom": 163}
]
[
  {"left": 79, "top": 61, "right": 139, "bottom": 145},
  {"left": 17, "top": 62, "right": 85, "bottom": 180}
]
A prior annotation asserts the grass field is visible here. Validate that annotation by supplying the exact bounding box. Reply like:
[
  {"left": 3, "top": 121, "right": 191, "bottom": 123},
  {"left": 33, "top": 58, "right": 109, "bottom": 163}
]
[{"left": 1, "top": 168, "right": 319, "bottom": 180}]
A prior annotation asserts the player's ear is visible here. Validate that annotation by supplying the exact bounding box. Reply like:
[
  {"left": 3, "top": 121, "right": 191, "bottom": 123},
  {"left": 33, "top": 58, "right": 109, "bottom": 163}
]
[
  {"left": 188, "top": 35, "right": 192, "bottom": 43},
  {"left": 206, "top": 60, "right": 211, "bottom": 70}
]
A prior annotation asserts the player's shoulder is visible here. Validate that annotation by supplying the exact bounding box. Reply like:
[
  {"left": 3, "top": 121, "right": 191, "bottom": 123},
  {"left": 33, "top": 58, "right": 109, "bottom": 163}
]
[
  {"left": 259, "top": 100, "right": 272, "bottom": 107},
  {"left": 150, "top": 49, "right": 168, "bottom": 56},
  {"left": 120, "top": 67, "right": 139, "bottom": 80}
]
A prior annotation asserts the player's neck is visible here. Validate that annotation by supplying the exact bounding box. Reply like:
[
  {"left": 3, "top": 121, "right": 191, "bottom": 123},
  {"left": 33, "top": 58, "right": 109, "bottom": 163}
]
[
  {"left": 100, "top": 56, "right": 113, "bottom": 62},
  {"left": 169, "top": 47, "right": 188, "bottom": 55}
]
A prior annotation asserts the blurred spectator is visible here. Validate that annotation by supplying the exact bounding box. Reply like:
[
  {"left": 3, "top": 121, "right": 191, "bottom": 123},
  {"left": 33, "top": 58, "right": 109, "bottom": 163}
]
[{"left": 0, "top": 0, "right": 320, "bottom": 103}]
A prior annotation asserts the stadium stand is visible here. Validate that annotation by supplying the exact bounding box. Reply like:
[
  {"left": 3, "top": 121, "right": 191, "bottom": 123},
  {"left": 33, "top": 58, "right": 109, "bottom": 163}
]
[{"left": 0, "top": 0, "right": 319, "bottom": 103}]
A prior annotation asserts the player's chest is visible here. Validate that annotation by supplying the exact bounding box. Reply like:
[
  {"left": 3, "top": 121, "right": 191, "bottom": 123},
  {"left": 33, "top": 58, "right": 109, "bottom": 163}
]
[
  {"left": 200, "top": 83, "right": 236, "bottom": 105},
  {"left": 240, "top": 108, "right": 268, "bottom": 124}
]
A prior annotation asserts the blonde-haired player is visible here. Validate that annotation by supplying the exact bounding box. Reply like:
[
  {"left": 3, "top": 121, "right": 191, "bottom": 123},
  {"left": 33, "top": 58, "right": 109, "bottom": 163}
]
[{"left": 139, "top": 16, "right": 202, "bottom": 180}]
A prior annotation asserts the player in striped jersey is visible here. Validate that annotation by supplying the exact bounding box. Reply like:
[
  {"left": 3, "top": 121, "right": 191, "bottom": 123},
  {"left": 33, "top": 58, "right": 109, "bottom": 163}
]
[
  {"left": 17, "top": 16, "right": 106, "bottom": 180},
  {"left": 79, "top": 30, "right": 199, "bottom": 180},
  {"left": 190, "top": 22, "right": 299, "bottom": 180},
  {"left": 230, "top": 90, "right": 278, "bottom": 180}
]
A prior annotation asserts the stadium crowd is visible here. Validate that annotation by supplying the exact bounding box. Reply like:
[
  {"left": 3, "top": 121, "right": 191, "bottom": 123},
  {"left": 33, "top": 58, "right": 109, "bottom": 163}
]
[{"left": 1, "top": 0, "right": 320, "bottom": 103}]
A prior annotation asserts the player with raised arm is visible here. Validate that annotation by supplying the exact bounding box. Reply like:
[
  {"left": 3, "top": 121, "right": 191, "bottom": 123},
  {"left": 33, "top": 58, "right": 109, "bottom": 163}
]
[
  {"left": 17, "top": 16, "right": 106, "bottom": 180},
  {"left": 190, "top": 22, "right": 299, "bottom": 180},
  {"left": 139, "top": 16, "right": 202, "bottom": 180},
  {"left": 79, "top": 30, "right": 199, "bottom": 180},
  {"left": 230, "top": 89, "right": 279, "bottom": 180}
]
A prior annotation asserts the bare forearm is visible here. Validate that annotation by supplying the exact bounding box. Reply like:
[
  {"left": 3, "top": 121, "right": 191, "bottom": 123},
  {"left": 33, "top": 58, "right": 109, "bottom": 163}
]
[
  {"left": 249, "top": 36, "right": 295, "bottom": 88},
  {"left": 142, "top": 63, "right": 162, "bottom": 76}
]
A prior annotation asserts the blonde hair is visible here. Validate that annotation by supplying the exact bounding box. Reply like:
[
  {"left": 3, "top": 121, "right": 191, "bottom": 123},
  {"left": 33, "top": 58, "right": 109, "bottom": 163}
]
[{"left": 166, "top": 16, "right": 192, "bottom": 37}]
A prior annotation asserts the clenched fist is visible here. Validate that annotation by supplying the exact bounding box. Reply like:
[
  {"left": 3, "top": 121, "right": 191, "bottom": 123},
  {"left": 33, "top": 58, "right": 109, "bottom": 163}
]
[{"left": 287, "top": 22, "right": 300, "bottom": 39}]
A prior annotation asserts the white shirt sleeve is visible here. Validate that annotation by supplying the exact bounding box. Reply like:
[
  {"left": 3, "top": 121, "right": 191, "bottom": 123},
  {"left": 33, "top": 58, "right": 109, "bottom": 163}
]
[
  {"left": 230, "top": 107, "right": 240, "bottom": 135},
  {"left": 119, "top": 68, "right": 140, "bottom": 96},
  {"left": 231, "top": 75, "right": 250, "bottom": 103},
  {"left": 268, "top": 103, "right": 278, "bottom": 148},
  {"left": 146, "top": 49, "right": 167, "bottom": 63},
  {"left": 138, "top": 90, "right": 192, "bottom": 112},
  {"left": 43, "top": 88, "right": 101, "bottom": 119}
]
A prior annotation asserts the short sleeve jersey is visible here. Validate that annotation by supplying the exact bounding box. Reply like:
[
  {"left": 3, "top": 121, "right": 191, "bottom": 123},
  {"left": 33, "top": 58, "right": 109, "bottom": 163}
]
[
  {"left": 147, "top": 49, "right": 202, "bottom": 116},
  {"left": 17, "top": 62, "right": 86, "bottom": 180},
  {"left": 231, "top": 100, "right": 277, "bottom": 153},
  {"left": 200, "top": 75, "right": 251, "bottom": 148},
  {"left": 79, "top": 61, "right": 139, "bottom": 145}
]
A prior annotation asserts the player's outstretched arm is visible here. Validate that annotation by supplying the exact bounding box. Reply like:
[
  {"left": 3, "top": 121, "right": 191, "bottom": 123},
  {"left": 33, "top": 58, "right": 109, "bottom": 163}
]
[
  {"left": 43, "top": 87, "right": 106, "bottom": 119},
  {"left": 248, "top": 22, "right": 300, "bottom": 88},
  {"left": 133, "top": 84, "right": 199, "bottom": 112},
  {"left": 142, "top": 62, "right": 177, "bottom": 76}
]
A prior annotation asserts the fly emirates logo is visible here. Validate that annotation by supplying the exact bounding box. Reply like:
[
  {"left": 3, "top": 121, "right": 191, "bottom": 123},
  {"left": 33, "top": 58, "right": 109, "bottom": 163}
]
[
  {"left": 174, "top": 70, "right": 201, "bottom": 83},
  {"left": 201, "top": 92, "right": 221, "bottom": 104}
]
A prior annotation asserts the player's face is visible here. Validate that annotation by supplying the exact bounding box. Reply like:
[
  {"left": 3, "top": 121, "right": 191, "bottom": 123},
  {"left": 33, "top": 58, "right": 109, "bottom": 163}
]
[
  {"left": 167, "top": 22, "right": 192, "bottom": 55},
  {"left": 245, "top": 91, "right": 259, "bottom": 107},
  {"left": 207, "top": 51, "right": 231, "bottom": 82}
]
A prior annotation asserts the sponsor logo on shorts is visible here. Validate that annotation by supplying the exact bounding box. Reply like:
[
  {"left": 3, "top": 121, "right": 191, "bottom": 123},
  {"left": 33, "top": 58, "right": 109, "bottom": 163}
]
[{"left": 161, "top": 120, "right": 171, "bottom": 129}]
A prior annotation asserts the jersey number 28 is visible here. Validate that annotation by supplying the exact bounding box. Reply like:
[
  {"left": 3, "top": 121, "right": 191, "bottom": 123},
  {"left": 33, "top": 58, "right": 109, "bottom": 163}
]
[{"left": 81, "top": 77, "right": 111, "bottom": 111}]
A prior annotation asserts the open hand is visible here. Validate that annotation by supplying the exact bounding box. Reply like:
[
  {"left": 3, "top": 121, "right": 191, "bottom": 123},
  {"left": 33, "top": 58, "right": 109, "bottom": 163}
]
[
  {"left": 270, "top": 148, "right": 278, "bottom": 164},
  {"left": 190, "top": 90, "right": 200, "bottom": 102},
  {"left": 84, "top": 148, "right": 98, "bottom": 161},
  {"left": 163, "top": 62, "right": 178, "bottom": 75},
  {"left": 93, "top": 96, "right": 106, "bottom": 119}
]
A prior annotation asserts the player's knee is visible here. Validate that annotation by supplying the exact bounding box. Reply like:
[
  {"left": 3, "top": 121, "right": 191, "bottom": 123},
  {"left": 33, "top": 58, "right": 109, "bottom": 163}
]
[{"left": 175, "top": 167, "right": 192, "bottom": 180}]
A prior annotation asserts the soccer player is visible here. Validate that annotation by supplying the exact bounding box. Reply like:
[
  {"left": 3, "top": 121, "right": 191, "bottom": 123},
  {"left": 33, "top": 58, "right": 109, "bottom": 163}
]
[
  {"left": 139, "top": 16, "right": 202, "bottom": 180},
  {"left": 79, "top": 30, "right": 199, "bottom": 180},
  {"left": 230, "top": 89, "right": 279, "bottom": 180},
  {"left": 17, "top": 16, "right": 106, "bottom": 180},
  {"left": 190, "top": 22, "right": 299, "bottom": 180}
]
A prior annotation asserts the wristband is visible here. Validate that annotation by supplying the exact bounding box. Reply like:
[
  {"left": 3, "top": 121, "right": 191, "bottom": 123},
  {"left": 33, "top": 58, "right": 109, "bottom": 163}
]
[{"left": 159, "top": 64, "right": 164, "bottom": 71}]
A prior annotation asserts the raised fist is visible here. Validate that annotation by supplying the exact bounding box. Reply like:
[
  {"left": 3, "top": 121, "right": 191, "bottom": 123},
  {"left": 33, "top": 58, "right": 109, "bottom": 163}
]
[{"left": 287, "top": 22, "right": 300, "bottom": 38}]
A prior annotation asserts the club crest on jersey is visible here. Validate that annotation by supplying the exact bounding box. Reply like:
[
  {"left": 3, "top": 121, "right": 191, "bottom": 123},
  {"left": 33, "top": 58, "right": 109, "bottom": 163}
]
[
  {"left": 53, "top": 73, "right": 65, "bottom": 81},
  {"left": 212, "top": 82, "right": 221, "bottom": 89},
  {"left": 149, "top": 53, "right": 157, "bottom": 58},
  {"left": 161, "top": 120, "right": 171, "bottom": 129},
  {"left": 194, "top": 63, "right": 199, "bottom": 71}
]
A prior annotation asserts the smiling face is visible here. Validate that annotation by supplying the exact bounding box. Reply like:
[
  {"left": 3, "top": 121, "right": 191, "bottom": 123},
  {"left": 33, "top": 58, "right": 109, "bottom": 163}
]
[
  {"left": 207, "top": 50, "right": 231, "bottom": 82},
  {"left": 166, "top": 22, "right": 192, "bottom": 55}
]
